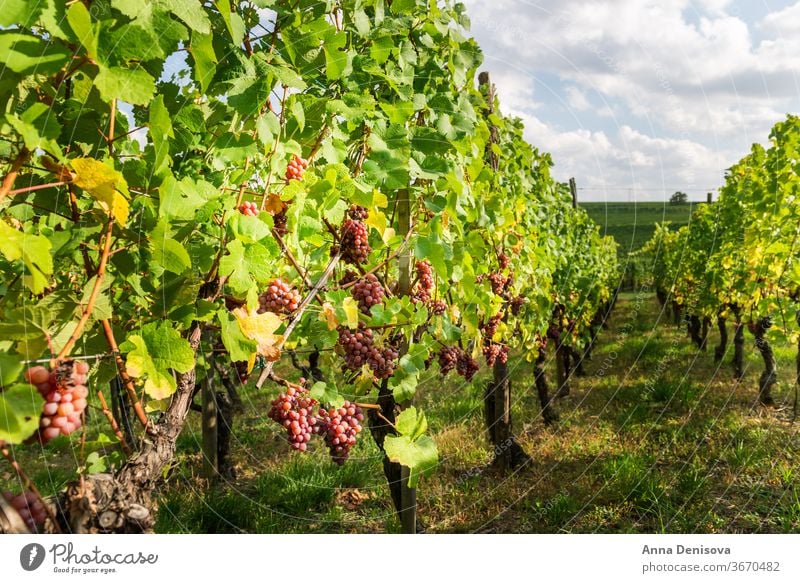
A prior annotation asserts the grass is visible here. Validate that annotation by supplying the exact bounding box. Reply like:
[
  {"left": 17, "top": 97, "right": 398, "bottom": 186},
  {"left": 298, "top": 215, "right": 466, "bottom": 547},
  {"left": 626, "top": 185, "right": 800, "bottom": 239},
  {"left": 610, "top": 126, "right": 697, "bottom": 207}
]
[
  {"left": 3, "top": 292, "right": 798, "bottom": 533},
  {"left": 580, "top": 202, "right": 703, "bottom": 254}
]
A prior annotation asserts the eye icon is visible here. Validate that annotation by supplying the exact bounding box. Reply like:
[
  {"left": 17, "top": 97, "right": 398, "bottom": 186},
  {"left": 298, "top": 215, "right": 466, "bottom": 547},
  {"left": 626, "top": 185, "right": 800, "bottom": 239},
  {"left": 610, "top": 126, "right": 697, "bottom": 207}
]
[{"left": 20, "top": 543, "right": 46, "bottom": 571}]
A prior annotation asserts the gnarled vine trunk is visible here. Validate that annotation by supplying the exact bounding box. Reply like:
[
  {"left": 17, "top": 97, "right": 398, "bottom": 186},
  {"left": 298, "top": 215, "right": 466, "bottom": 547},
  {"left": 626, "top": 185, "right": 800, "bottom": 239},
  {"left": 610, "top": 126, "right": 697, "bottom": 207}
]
[
  {"left": 535, "top": 348, "right": 559, "bottom": 425},
  {"left": 714, "top": 314, "right": 728, "bottom": 363},
  {"left": 731, "top": 305, "right": 745, "bottom": 380},
  {"left": 752, "top": 317, "right": 776, "bottom": 406}
]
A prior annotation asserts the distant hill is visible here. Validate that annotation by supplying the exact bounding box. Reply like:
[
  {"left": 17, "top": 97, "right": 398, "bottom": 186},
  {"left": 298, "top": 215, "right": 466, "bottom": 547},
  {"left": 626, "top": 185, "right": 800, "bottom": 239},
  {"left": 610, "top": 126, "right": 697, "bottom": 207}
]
[{"left": 580, "top": 202, "right": 704, "bottom": 255}]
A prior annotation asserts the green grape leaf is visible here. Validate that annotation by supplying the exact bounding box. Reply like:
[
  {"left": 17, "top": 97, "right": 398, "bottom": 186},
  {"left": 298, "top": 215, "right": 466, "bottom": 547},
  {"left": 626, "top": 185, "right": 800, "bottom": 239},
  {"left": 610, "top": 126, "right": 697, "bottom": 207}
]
[
  {"left": 0, "top": 0, "right": 42, "bottom": 27},
  {"left": 94, "top": 65, "right": 156, "bottom": 106},
  {"left": 189, "top": 31, "right": 217, "bottom": 92},
  {"left": 163, "top": 0, "right": 212, "bottom": 33},
  {"left": 0, "top": 32, "right": 72, "bottom": 75},
  {"left": 309, "top": 382, "right": 345, "bottom": 408},
  {"left": 218, "top": 310, "right": 257, "bottom": 362},
  {"left": 384, "top": 408, "right": 438, "bottom": 487},
  {"left": 6, "top": 102, "right": 62, "bottom": 156},
  {"left": 219, "top": 240, "right": 276, "bottom": 294},
  {"left": 0, "top": 354, "right": 24, "bottom": 388},
  {"left": 66, "top": 2, "right": 98, "bottom": 60},
  {"left": 0, "top": 383, "right": 44, "bottom": 445},
  {"left": 0, "top": 223, "right": 53, "bottom": 294},
  {"left": 120, "top": 322, "right": 195, "bottom": 400}
]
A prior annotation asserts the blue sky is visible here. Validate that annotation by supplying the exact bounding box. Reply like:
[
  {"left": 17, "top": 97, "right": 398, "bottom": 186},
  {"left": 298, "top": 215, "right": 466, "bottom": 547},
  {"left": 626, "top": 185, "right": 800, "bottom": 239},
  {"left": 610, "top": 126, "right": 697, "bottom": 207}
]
[{"left": 461, "top": 0, "right": 800, "bottom": 201}]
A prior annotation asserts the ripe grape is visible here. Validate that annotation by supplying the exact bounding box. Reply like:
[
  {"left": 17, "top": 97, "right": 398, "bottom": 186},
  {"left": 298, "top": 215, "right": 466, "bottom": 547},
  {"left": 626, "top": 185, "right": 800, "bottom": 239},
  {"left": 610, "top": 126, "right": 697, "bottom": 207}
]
[
  {"left": 487, "top": 272, "right": 508, "bottom": 296},
  {"left": 273, "top": 208, "right": 288, "bottom": 237},
  {"left": 2, "top": 491, "right": 47, "bottom": 532},
  {"left": 28, "top": 361, "right": 90, "bottom": 443},
  {"left": 352, "top": 274, "right": 385, "bottom": 314},
  {"left": 285, "top": 154, "right": 308, "bottom": 182},
  {"left": 339, "top": 269, "right": 359, "bottom": 286},
  {"left": 258, "top": 279, "right": 301, "bottom": 314},
  {"left": 498, "top": 252, "right": 510, "bottom": 269},
  {"left": 482, "top": 313, "right": 502, "bottom": 340},
  {"left": 438, "top": 346, "right": 460, "bottom": 375},
  {"left": 238, "top": 201, "right": 258, "bottom": 216},
  {"left": 317, "top": 402, "right": 364, "bottom": 465},
  {"left": 337, "top": 325, "right": 398, "bottom": 379},
  {"left": 412, "top": 260, "right": 434, "bottom": 303},
  {"left": 456, "top": 352, "right": 479, "bottom": 381},
  {"left": 510, "top": 295, "right": 526, "bottom": 315},
  {"left": 347, "top": 204, "right": 369, "bottom": 221},
  {"left": 337, "top": 219, "right": 371, "bottom": 265},
  {"left": 233, "top": 361, "right": 249, "bottom": 384},
  {"left": 482, "top": 343, "right": 509, "bottom": 366},
  {"left": 430, "top": 300, "right": 447, "bottom": 316},
  {"left": 267, "top": 387, "right": 318, "bottom": 451}
]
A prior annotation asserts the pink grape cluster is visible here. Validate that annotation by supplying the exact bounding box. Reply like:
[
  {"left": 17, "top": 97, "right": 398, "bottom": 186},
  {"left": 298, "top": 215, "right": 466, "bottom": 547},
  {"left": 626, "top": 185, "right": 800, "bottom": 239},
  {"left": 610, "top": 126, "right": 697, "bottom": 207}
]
[
  {"left": 267, "top": 387, "right": 319, "bottom": 451},
  {"left": 26, "top": 361, "right": 89, "bottom": 443},
  {"left": 482, "top": 313, "right": 502, "bottom": 340},
  {"left": 285, "top": 155, "right": 308, "bottom": 181},
  {"left": 482, "top": 343, "right": 509, "bottom": 366},
  {"left": 510, "top": 295, "right": 526, "bottom": 315},
  {"left": 456, "top": 352, "right": 480, "bottom": 381},
  {"left": 337, "top": 325, "right": 399, "bottom": 379},
  {"left": 337, "top": 219, "right": 371, "bottom": 265},
  {"left": 430, "top": 299, "right": 447, "bottom": 316},
  {"left": 438, "top": 346, "right": 460, "bottom": 375},
  {"left": 258, "top": 279, "right": 301, "bottom": 314},
  {"left": 498, "top": 252, "right": 510, "bottom": 269},
  {"left": 352, "top": 274, "right": 385, "bottom": 314},
  {"left": 316, "top": 402, "right": 364, "bottom": 465},
  {"left": 347, "top": 204, "right": 369, "bottom": 220},
  {"left": 412, "top": 260, "right": 434, "bottom": 304},
  {"left": 1, "top": 491, "right": 47, "bottom": 532},
  {"left": 238, "top": 201, "right": 258, "bottom": 216}
]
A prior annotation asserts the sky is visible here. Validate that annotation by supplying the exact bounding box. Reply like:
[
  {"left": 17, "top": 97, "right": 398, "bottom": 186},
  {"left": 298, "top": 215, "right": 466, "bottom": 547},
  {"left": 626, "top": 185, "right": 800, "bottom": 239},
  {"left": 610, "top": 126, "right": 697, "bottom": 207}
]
[{"left": 460, "top": 0, "right": 800, "bottom": 201}]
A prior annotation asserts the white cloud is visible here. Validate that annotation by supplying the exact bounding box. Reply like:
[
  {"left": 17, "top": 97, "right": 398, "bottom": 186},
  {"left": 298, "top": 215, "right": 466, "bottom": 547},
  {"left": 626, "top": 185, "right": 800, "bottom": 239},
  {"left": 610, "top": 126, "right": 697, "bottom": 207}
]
[{"left": 460, "top": 0, "right": 800, "bottom": 200}]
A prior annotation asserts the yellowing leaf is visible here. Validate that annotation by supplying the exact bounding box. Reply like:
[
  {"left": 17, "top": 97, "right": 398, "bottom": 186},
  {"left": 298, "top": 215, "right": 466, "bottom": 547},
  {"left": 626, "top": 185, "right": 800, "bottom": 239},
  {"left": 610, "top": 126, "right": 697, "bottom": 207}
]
[
  {"left": 70, "top": 158, "right": 130, "bottom": 226},
  {"left": 233, "top": 307, "right": 284, "bottom": 361},
  {"left": 365, "top": 208, "right": 395, "bottom": 243},
  {"left": 265, "top": 192, "right": 284, "bottom": 214},
  {"left": 342, "top": 297, "right": 360, "bottom": 328},
  {"left": 320, "top": 302, "right": 339, "bottom": 331},
  {"left": 371, "top": 189, "right": 389, "bottom": 208}
]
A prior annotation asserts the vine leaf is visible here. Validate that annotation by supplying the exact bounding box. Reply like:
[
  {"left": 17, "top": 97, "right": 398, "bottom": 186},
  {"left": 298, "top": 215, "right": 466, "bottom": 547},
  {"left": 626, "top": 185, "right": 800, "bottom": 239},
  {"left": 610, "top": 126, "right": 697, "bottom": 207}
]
[
  {"left": 232, "top": 307, "right": 283, "bottom": 362},
  {"left": 0, "top": 383, "right": 44, "bottom": 445},
  {"left": 320, "top": 302, "right": 339, "bottom": 331},
  {"left": 70, "top": 158, "right": 130, "bottom": 226},
  {"left": 120, "top": 323, "right": 195, "bottom": 400},
  {"left": 218, "top": 310, "right": 257, "bottom": 363},
  {"left": 342, "top": 297, "right": 360, "bottom": 328},
  {"left": 0, "top": 223, "right": 53, "bottom": 294},
  {"left": 94, "top": 66, "right": 156, "bottom": 106},
  {"left": 309, "top": 382, "right": 344, "bottom": 408},
  {"left": 383, "top": 407, "right": 438, "bottom": 488}
]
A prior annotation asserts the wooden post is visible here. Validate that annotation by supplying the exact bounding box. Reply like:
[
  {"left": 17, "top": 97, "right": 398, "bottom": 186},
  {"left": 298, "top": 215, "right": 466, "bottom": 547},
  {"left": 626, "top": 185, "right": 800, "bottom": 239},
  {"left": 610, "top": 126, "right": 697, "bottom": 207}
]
[
  {"left": 707, "top": 192, "right": 713, "bottom": 204},
  {"left": 570, "top": 177, "right": 578, "bottom": 209},
  {"left": 478, "top": 71, "right": 530, "bottom": 470},
  {"left": 201, "top": 370, "right": 218, "bottom": 479},
  {"left": 395, "top": 188, "right": 417, "bottom": 533}
]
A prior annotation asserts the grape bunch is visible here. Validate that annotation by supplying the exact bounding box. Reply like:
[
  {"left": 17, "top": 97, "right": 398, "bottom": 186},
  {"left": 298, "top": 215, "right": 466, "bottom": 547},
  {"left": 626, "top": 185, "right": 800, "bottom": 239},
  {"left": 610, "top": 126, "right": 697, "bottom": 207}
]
[
  {"left": 412, "top": 260, "right": 434, "bottom": 303},
  {"left": 238, "top": 201, "right": 258, "bottom": 216},
  {"left": 456, "top": 352, "right": 480, "bottom": 381},
  {"left": 317, "top": 402, "right": 364, "bottom": 465},
  {"left": 273, "top": 207, "right": 288, "bottom": 237},
  {"left": 482, "top": 343, "right": 509, "bottom": 366},
  {"left": 430, "top": 299, "right": 447, "bottom": 316},
  {"left": 438, "top": 346, "right": 460, "bottom": 375},
  {"left": 337, "top": 325, "right": 399, "bottom": 379},
  {"left": 285, "top": 155, "right": 308, "bottom": 182},
  {"left": 510, "top": 295, "right": 526, "bottom": 315},
  {"left": 347, "top": 204, "right": 369, "bottom": 220},
  {"left": 352, "top": 274, "right": 385, "bottom": 314},
  {"left": 233, "top": 361, "right": 250, "bottom": 384},
  {"left": 267, "top": 387, "right": 319, "bottom": 451},
  {"left": 482, "top": 313, "right": 502, "bottom": 340},
  {"left": 1, "top": 491, "right": 47, "bottom": 532},
  {"left": 498, "top": 252, "right": 510, "bottom": 269},
  {"left": 26, "top": 361, "right": 90, "bottom": 443},
  {"left": 258, "top": 279, "right": 301, "bottom": 314},
  {"left": 337, "top": 219, "right": 371, "bottom": 265},
  {"left": 487, "top": 272, "right": 508, "bottom": 296}
]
